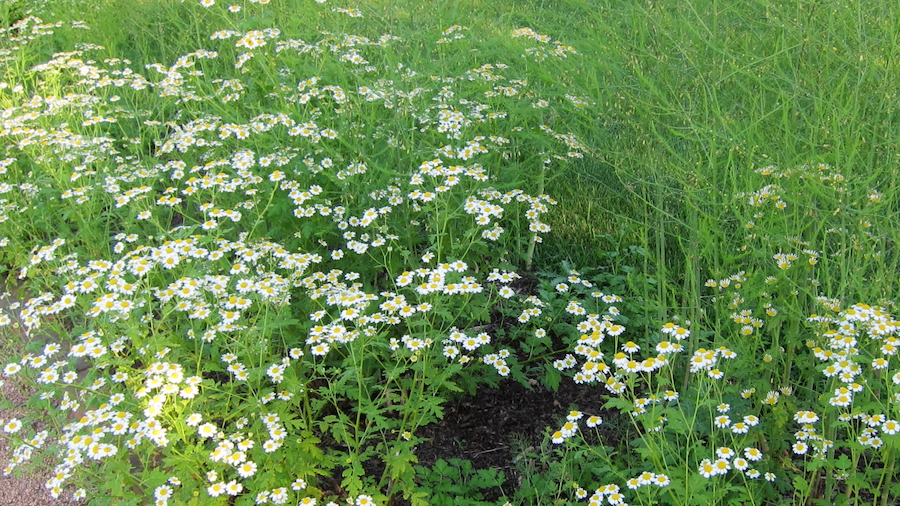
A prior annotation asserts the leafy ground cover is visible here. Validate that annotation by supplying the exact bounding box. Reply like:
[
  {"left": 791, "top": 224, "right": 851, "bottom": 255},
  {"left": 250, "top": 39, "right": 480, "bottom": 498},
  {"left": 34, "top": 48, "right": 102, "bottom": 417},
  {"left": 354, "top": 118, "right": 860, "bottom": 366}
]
[{"left": 0, "top": 0, "right": 899, "bottom": 505}]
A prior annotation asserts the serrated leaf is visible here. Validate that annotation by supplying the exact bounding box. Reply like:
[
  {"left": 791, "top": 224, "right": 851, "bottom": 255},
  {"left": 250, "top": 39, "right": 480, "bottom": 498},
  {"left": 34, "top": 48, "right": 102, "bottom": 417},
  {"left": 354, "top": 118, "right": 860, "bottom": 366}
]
[
  {"left": 542, "top": 362, "right": 561, "bottom": 391},
  {"left": 834, "top": 453, "right": 852, "bottom": 470}
]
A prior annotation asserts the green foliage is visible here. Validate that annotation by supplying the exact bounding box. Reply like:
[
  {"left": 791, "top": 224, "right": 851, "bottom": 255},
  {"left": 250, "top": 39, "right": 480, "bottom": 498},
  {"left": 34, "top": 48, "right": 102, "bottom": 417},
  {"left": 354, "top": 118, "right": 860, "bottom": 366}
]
[
  {"left": 1, "top": 0, "right": 899, "bottom": 505},
  {"left": 415, "top": 459, "right": 506, "bottom": 506}
]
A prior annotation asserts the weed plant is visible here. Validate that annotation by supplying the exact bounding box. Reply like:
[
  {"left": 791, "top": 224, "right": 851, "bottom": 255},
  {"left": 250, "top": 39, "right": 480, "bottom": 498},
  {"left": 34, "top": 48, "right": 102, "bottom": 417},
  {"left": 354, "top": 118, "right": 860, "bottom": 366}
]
[{"left": 0, "top": 0, "right": 899, "bottom": 505}]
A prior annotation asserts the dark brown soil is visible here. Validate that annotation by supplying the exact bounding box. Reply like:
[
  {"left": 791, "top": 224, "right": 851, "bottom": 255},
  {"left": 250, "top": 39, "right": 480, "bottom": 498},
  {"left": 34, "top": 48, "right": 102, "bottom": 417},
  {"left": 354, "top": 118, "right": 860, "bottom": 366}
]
[{"left": 412, "top": 378, "right": 620, "bottom": 501}]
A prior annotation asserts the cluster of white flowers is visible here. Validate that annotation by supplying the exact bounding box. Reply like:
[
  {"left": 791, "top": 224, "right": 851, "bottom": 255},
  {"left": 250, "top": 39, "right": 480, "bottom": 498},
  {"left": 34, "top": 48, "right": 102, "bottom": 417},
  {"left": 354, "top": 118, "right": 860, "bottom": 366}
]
[{"left": 0, "top": 2, "right": 600, "bottom": 503}]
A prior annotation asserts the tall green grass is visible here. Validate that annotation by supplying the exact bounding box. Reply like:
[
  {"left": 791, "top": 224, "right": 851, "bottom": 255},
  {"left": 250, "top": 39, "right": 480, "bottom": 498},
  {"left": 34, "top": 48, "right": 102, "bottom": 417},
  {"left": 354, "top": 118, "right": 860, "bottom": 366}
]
[{"left": 546, "top": 0, "right": 900, "bottom": 272}]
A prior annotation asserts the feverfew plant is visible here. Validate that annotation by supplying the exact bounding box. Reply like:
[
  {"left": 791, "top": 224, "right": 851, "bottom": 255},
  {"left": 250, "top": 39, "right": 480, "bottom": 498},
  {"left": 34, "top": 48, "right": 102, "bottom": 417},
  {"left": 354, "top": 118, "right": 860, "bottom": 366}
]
[
  {"left": 0, "top": 2, "right": 588, "bottom": 505},
  {"left": 517, "top": 162, "right": 899, "bottom": 505}
]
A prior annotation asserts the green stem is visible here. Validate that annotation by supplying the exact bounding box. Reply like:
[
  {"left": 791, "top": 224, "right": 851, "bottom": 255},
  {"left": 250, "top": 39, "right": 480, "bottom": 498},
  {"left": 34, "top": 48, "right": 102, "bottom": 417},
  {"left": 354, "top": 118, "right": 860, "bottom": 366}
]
[
  {"left": 518, "top": 346, "right": 578, "bottom": 366},
  {"left": 246, "top": 185, "right": 278, "bottom": 241},
  {"left": 782, "top": 309, "right": 799, "bottom": 385},
  {"left": 524, "top": 167, "right": 545, "bottom": 272},
  {"left": 878, "top": 448, "right": 894, "bottom": 506}
]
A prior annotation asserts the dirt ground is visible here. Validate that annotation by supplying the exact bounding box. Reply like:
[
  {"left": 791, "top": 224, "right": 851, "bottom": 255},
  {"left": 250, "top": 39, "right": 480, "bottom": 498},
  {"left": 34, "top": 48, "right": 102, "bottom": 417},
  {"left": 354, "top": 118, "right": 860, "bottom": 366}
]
[
  {"left": 0, "top": 279, "right": 76, "bottom": 505},
  {"left": 0, "top": 378, "right": 76, "bottom": 506},
  {"left": 412, "top": 378, "right": 619, "bottom": 502}
]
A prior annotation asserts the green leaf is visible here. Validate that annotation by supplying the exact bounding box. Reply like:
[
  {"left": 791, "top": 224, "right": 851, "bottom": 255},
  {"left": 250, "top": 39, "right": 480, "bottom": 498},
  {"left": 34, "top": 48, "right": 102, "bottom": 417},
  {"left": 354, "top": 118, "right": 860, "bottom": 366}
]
[
  {"left": 663, "top": 406, "right": 691, "bottom": 435},
  {"left": 407, "top": 491, "right": 430, "bottom": 506},
  {"left": 471, "top": 468, "right": 505, "bottom": 489},
  {"left": 834, "top": 453, "right": 852, "bottom": 470},
  {"left": 542, "top": 362, "right": 561, "bottom": 391},
  {"left": 601, "top": 396, "right": 633, "bottom": 414},
  {"left": 792, "top": 475, "right": 810, "bottom": 495}
]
